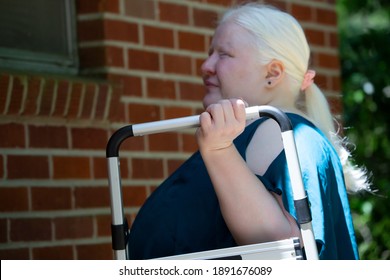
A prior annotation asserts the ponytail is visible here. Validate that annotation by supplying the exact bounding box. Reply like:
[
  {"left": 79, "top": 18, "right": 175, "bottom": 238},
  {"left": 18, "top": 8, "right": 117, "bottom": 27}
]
[{"left": 305, "top": 84, "right": 372, "bottom": 193}]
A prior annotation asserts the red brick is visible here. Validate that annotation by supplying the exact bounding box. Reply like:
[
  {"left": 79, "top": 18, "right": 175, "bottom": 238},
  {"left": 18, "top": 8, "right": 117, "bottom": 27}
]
[
  {"left": 329, "top": 31, "right": 339, "bottom": 48},
  {"left": 10, "top": 218, "right": 52, "bottom": 242},
  {"left": 146, "top": 78, "right": 176, "bottom": 99},
  {"left": 54, "top": 216, "right": 93, "bottom": 240},
  {"left": 124, "top": 0, "right": 155, "bottom": 20},
  {"left": 80, "top": 84, "right": 96, "bottom": 118},
  {"left": 179, "top": 82, "right": 204, "bottom": 101},
  {"left": 204, "top": 0, "right": 235, "bottom": 6},
  {"left": 128, "top": 103, "right": 160, "bottom": 123},
  {"left": 0, "top": 154, "right": 3, "bottom": 178},
  {"left": 104, "top": 20, "right": 139, "bottom": 42},
  {"left": 164, "top": 54, "right": 192, "bottom": 75},
  {"left": 39, "top": 79, "right": 55, "bottom": 116},
  {"left": 144, "top": 25, "right": 174, "bottom": 48},
  {"left": 0, "top": 73, "right": 10, "bottom": 92},
  {"left": 71, "top": 127, "right": 108, "bottom": 150},
  {"left": 182, "top": 133, "right": 198, "bottom": 152},
  {"left": 178, "top": 31, "right": 206, "bottom": 52},
  {"left": 131, "top": 158, "right": 164, "bottom": 179},
  {"left": 149, "top": 133, "right": 179, "bottom": 151},
  {"left": 76, "top": 243, "right": 112, "bottom": 260},
  {"left": 118, "top": 135, "right": 145, "bottom": 152},
  {"left": 95, "top": 84, "right": 110, "bottom": 119},
  {"left": 67, "top": 82, "right": 83, "bottom": 118},
  {"left": 0, "top": 187, "right": 29, "bottom": 212},
  {"left": 0, "top": 74, "right": 10, "bottom": 113},
  {"left": 159, "top": 2, "right": 189, "bottom": 24},
  {"left": 163, "top": 106, "right": 193, "bottom": 119},
  {"left": 100, "top": 0, "right": 121, "bottom": 13},
  {"left": 193, "top": 8, "right": 218, "bottom": 28},
  {"left": 291, "top": 3, "right": 314, "bottom": 22},
  {"left": 331, "top": 75, "right": 341, "bottom": 92},
  {"left": 305, "top": 28, "right": 326, "bottom": 46},
  {"left": 8, "top": 76, "right": 24, "bottom": 114},
  {"left": 96, "top": 215, "right": 111, "bottom": 237},
  {"left": 315, "top": 8, "right": 337, "bottom": 26},
  {"left": 81, "top": 46, "right": 124, "bottom": 68},
  {"left": 29, "top": 125, "right": 68, "bottom": 148},
  {"left": 108, "top": 87, "right": 126, "bottom": 122},
  {"left": 108, "top": 74, "right": 142, "bottom": 97},
  {"left": 31, "top": 187, "right": 72, "bottom": 211},
  {"left": 122, "top": 186, "right": 147, "bottom": 207},
  {"left": 128, "top": 49, "right": 159, "bottom": 71},
  {"left": 328, "top": 95, "right": 343, "bottom": 115},
  {"left": 0, "top": 123, "right": 25, "bottom": 148},
  {"left": 105, "top": 46, "right": 125, "bottom": 67},
  {"left": 167, "top": 159, "right": 186, "bottom": 176},
  {"left": 317, "top": 53, "right": 340, "bottom": 70},
  {"left": 7, "top": 156, "right": 49, "bottom": 179},
  {"left": 79, "top": 46, "right": 106, "bottom": 68},
  {"left": 118, "top": 158, "right": 130, "bottom": 178},
  {"left": 33, "top": 245, "right": 74, "bottom": 260},
  {"left": 52, "top": 156, "right": 91, "bottom": 179},
  {"left": 23, "top": 76, "right": 41, "bottom": 115},
  {"left": 52, "top": 80, "right": 70, "bottom": 117},
  {"left": 313, "top": 72, "right": 328, "bottom": 90},
  {"left": 0, "top": 219, "right": 7, "bottom": 243},
  {"left": 93, "top": 157, "right": 108, "bottom": 179},
  {"left": 195, "top": 107, "right": 204, "bottom": 115},
  {"left": 77, "top": 0, "right": 119, "bottom": 14},
  {"left": 74, "top": 187, "right": 110, "bottom": 208},
  {"left": 0, "top": 248, "right": 29, "bottom": 260},
  {"left": 77, "top": 19, "right": 105, "bottom": 42}
]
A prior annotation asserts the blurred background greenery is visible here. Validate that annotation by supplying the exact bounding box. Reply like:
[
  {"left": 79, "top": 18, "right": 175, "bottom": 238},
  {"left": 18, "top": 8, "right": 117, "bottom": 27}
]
[{"left": 337, "top": 0, "right": 390, "bottom": 259}]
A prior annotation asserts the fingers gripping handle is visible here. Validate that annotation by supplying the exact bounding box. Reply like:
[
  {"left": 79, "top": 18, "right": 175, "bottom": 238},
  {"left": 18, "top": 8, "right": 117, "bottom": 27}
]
[
  {"left": 130, "top": 105, "right": 292, "bottom": 136},
  {"left": 106, "top": 106, "right": 291, "bottom": 158}
]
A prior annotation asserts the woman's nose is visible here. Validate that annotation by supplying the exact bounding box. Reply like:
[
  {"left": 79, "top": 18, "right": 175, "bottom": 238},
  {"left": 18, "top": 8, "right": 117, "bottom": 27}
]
[{"left": 201, "top": 55, "right": 216, "bottom": 75}]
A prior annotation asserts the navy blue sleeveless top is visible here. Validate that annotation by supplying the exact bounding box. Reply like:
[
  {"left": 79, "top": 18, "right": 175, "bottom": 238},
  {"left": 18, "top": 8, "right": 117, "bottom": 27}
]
[{"left": 128, "top": 114, "right": 359, "bottom": 260}]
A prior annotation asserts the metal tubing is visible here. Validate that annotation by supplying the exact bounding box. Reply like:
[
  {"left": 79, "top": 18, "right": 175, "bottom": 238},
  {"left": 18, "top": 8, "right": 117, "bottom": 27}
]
[
  {"left": 106, "top": 106, "right": 290, "bottom": 158},
  {"left": 107, "top": 157, "right": 127, "bottom": 259}
]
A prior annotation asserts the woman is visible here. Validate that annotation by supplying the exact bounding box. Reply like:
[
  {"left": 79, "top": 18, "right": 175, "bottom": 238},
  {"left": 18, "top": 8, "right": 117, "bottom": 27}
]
[{"left": 128, "top": 3, "right": 370, "bottom": 260}]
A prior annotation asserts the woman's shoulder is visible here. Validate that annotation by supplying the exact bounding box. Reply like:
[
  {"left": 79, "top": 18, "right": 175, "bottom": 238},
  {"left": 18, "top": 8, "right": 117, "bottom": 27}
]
[
  {"left": 245, "top": 117, "right": 285, "bottom": 176},
  {"left": 245, "top": 113, "right": 338, "bottom": 176}
]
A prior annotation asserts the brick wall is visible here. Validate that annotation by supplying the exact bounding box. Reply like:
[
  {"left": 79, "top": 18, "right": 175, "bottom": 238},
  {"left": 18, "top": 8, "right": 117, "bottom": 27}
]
[{"left": 0, "top": 0, "right": 341, "bottom": 260}]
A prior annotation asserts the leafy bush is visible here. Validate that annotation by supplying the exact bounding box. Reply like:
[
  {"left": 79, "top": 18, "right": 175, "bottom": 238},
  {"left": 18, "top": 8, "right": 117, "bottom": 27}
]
[{"left": 337, "top": 0, "right": 390, "bottom": 259}]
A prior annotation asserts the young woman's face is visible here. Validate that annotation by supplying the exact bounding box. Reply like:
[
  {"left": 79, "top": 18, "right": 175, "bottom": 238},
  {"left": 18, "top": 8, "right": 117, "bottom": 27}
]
[{"left": 201, "top": 21, "right": 269, "bottom": 108}]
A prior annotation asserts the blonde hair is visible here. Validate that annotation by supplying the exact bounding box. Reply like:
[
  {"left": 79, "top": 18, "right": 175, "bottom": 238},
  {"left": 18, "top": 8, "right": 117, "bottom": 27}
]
[{"left": 220, "top": 3, "right": 371, "bottom": 193}]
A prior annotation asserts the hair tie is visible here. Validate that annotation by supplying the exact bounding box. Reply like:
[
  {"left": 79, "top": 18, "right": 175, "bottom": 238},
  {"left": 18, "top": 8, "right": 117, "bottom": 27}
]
[{"left": 300, "top": 70, "right": 316, "bottom": 91}]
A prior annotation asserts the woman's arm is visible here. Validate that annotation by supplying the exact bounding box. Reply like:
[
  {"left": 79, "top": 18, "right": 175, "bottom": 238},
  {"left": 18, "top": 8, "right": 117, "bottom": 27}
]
[{"left": 196, "top": 99, "right": 300, "bottom": 245}]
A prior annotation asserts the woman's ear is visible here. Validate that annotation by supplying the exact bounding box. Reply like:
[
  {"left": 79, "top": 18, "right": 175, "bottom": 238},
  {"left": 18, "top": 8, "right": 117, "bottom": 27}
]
[{"left": 265, "top": 60, "right": 285, "bottom": 87}]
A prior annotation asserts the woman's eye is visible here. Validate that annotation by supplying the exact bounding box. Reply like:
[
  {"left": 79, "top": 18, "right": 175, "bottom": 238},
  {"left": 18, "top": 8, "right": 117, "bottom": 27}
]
[{"left": 219, "top": 52, "right": 230, "bottom": 58}]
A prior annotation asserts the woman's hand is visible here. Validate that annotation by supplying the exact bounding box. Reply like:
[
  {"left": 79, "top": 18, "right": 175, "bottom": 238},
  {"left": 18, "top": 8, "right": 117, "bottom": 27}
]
[{"left": 196, "top": 99, "right": 246, "bottom": 152}]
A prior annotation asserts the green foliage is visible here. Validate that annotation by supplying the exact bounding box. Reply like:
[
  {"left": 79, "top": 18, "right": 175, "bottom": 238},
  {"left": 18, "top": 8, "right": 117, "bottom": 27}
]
[{"left": 337, "top": 0, "right": 390, "bottom": 259}]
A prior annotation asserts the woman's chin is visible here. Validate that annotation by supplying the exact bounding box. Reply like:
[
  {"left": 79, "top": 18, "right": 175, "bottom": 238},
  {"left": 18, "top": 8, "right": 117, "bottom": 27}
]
[{"left": 202, "top": 93, "right": 222, "bottom": 108}]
